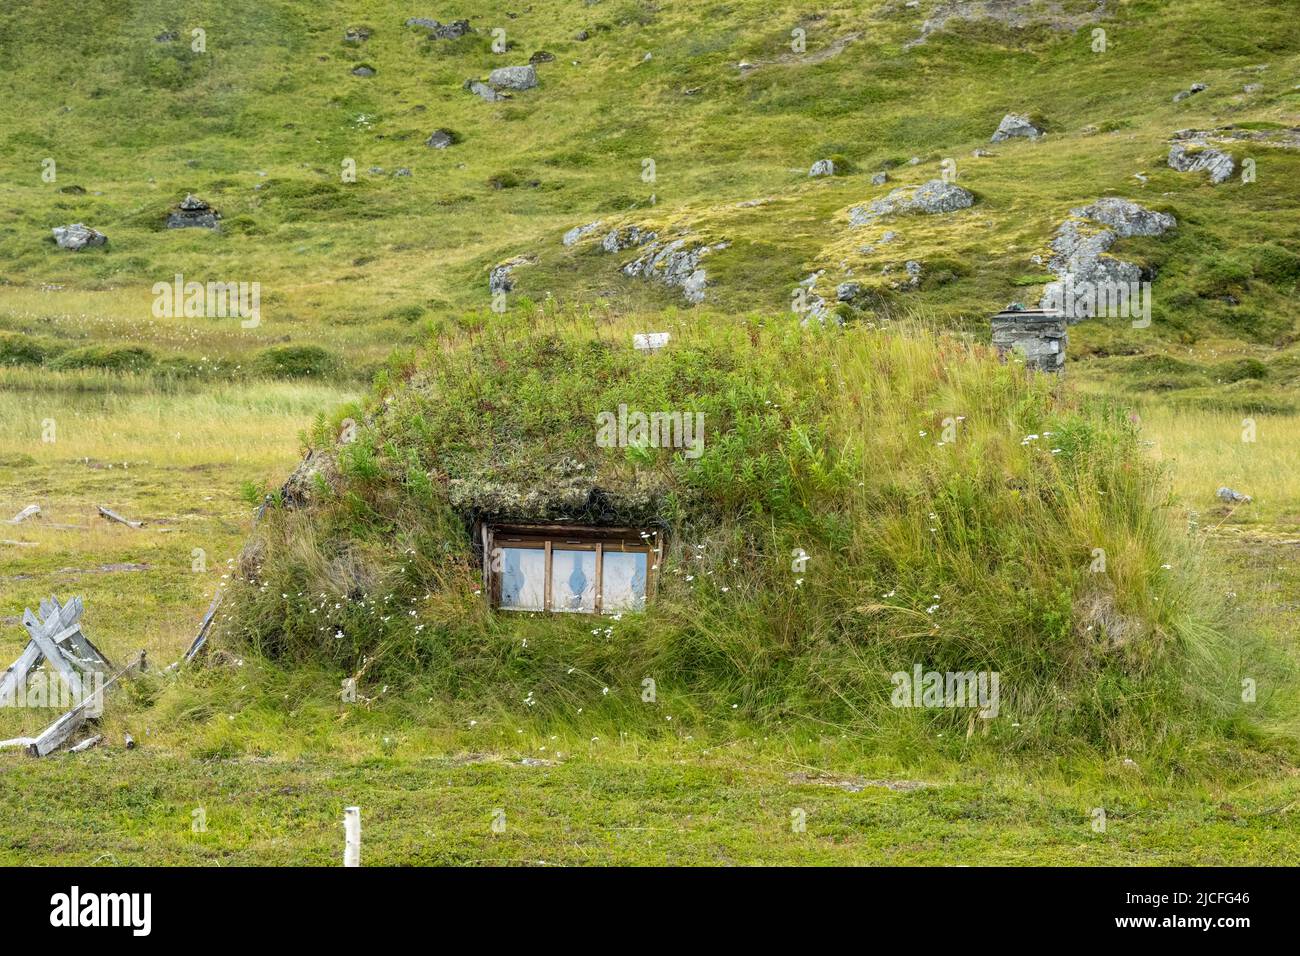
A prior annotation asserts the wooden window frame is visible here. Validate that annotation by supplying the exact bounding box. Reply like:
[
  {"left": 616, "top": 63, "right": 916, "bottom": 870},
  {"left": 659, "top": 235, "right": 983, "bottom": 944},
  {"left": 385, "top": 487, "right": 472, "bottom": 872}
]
[{"left": 481, "top": 523, "right": 662, "bottom": 615}]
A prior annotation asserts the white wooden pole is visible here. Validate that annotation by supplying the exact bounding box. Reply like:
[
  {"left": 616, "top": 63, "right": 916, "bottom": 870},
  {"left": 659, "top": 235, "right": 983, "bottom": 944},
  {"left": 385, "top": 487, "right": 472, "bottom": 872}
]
[{"left": 343, "top": 806, "right": 361, "bottom": 867}]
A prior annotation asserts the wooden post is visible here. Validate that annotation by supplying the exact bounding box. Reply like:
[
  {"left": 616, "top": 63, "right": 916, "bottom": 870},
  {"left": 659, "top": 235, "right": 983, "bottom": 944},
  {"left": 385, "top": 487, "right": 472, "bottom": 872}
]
[{"left": 343, "top": 806, "right": 361, "bottom": 867}]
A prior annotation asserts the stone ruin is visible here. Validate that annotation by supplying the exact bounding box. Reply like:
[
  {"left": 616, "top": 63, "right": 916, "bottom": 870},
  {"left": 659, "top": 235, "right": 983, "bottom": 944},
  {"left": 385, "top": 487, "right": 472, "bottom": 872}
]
[{"left": 991, "top": 307, "right": 1067, "bottom": 373}]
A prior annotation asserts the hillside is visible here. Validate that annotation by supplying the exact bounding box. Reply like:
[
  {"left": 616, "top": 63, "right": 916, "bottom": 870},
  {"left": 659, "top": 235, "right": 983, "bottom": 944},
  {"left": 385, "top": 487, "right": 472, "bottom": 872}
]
[
  {"left": 1, "top": 1, "right": 1298, "bottom": 867},
  {"left": 0, "top": 0, "right": 1298, "bottom": 408}
]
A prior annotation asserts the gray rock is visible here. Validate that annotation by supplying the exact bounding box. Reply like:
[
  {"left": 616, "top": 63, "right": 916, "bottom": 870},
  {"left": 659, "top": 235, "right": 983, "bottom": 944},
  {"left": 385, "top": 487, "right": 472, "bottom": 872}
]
[
  {"left": 155, "top": 30, "right": 179, "bottom": 43},
  {"left": 529, "top": 50, "right": 555, "bottom": 64},
  {"left": 1038, "top": 199, "right": 1175, "bottom": 316},
  {"left": 601, "top": 225, "right": 656, "bottom": 253},
  {"left": 351, "top": 65, "right": 375, "bottom": 77},
  {"left": 574, "top": 29, "right": 590, "bottom": 41},
  {"left": 393, "top": 168, "right": 411, "bottom": 177},
  {"left": 1173, "top": 82, "right": 1207, "bottom": 103},
  {"left": 426, "top": 129, "right": 456, "bottom": 149},
  {"left": 1070, "top": 197, "right": 1175, "bottom": 238},
  {"left": 1216, "top": 486, "right": 1252, "bottom": 504},
  {"left": 488, "top": 255, "right": 536, "bottom": 295},
  {"left": 407, "top": 18, "right": 471, "bottom": 40},
  {"left": 1243, "top": 82, "right": 1263, "bottom": 94},
  {"left": 848, "top": 179, "right": 974, "bottom": 226},
  {"left": 52, "top": 223, "right": 107, "bottom": 250},
  {"left": 166, "top": 194, "right": 221, "bottom": 230},
  {"left": 1168, "top": 141, "right": 1235, "bottom": 184},
  {"left": 809, "top": 159, "right": 835, "bottom": 177},
  {"left": 836, "top": 281, "right": 862, "bottom": 302},
  {"left": 563, "top": 220, "right": 603, "bottom": 246},
  {"left": 905, "top": 260, "right": 922, "bottom": 287},
  {"left": 488, "top": 64, "right": 538, "bottom": 91},
  {"left": 617, "top": 234, "right": 727, "bottom": 304},
  {"left": 344, "top": 27, "right": 371, "bottom": 43},
  {"left": 465, "top": 79, "right": 508, "bottom": 102},
  {"left": 991, "top": 113, "right": 1044, "bottom": 142},
  {"left": 871, "top": 171, "right": 888, "bottom": 185}
]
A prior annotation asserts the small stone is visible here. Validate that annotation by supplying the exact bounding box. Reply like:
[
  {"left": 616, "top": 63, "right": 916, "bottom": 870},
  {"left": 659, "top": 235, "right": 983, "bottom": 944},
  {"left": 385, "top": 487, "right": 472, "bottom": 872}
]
[
  {"left": 488, "top": 64, "right": 537, "bottom": 91},
  {"left": 344, "top": 27, "right": 371, "bottom": 43},
  {"left": 1216, "top": 487, "right": 1252, "bottom": 504},
  {"left": 426, "top": 129, "right": 457, "bottom": 149},
  {"left": 52, "top": 223, "right": 107, "bottom": 250},
  {"left": 809, "top": 158, "right": 835, "bottom": 177},
  {"left": 574, "top": 30, "right": 589, "bottom": 41},
  {"left": 871, "top": 171, "right": 888, "bottom": 185},
  {"left": 529, "top": 50, "right": 555, "bottom": 64},
  {"left": 351, "top": 65, "right": 376, "bottom": 77},
  {"left": 991, "top": 113, "right": 1044, "bottom": 142}
]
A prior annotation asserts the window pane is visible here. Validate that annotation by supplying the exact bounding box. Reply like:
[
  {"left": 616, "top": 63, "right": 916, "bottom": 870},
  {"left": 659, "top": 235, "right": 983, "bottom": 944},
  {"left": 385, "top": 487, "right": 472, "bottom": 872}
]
[
  {"left": 499, "top": 547, "right": 545, "bottom": 611},
  {"left": 602, "top": 551, "right": 647, "bottom": 612},
  {"left": 550, "top": 549, "right": 596, "bottom": 613}
]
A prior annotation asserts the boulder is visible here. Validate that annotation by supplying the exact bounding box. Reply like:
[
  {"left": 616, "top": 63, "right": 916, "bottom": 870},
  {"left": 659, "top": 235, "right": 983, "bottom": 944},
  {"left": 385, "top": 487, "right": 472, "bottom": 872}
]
[
  {"left": 848, "top": 179, "right": 974, "bottom": 226},
  {"left": 1168, "top": 141, "right": 1235, "bottom": 184},
  {"left": 1038, "top": 199, "right": 1175, "bottom": 317},
  {"left": 563, "top": 220, "right": 603, "bottom": 246},
  {"left": 166, "top": 194, "right": 221, "bottom": 230},
  {"left": 871, "top": 171, "right": 888, "bottom": 185},
  {"left": 488, "top": 64, "right": 538, "bottom": 91},
  {"left": 426, "top": 129, "right": 457, "bottom": 149},
  {"left": 611, "top": 232, "right": 727, "bottom": 304},
  {"left": 1070, "top": 197, "right": 1175, "bottom": 238},
  {"left": 488, "top": 255, "right": 536, "bottom": 295},
  {"left": 407, "top": 18, "right": 471, "bottom": 40},
  {"left": 809, "top": 159, "right": 835, "bottom": 177},
  {"left": 464, "top": 79, "right": 508, "bottom": 102},
  {"left": 601, "top": 225, "right": 656, "bottom": 253},
  {"left": 52, "top": 223, "right": 107, "bottom": 250},
  {"left": 1172, "top": 82, "right": 1207, "bottom": 103},
  {"left": 351, "top": 65, "right": 376, "bottom": 77},
  {"left": 991, "top": 113, "right": 1044, "bottom": 142},
  {"left": 1216, "top": 487, "right": 1252, "bottom": 504},
  {"left": 344, "top": 27, "right": 371, "bottom": 43}
]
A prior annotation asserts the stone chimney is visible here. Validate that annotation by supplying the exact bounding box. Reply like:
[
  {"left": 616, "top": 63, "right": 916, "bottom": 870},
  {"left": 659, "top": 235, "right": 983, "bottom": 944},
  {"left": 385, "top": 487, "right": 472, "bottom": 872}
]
[{"left": 991, "top": 307, "right": 1067, "bottom": 373}]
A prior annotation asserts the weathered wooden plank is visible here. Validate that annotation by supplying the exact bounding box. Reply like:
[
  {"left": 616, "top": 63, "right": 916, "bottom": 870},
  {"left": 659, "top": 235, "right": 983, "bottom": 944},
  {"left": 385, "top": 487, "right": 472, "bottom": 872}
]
[
  {"left": 183, "top": 590, "right": 223, "bottom": 662},
  {"left": 0, "top": 736, "right": 38, "bottom": 750},
  {"left": 27, "top": 651, "right": 144, "bottom": 758},
  {"left": 22, "top": 609, "right": 81, "bottom": 691},
  {"left": 97, "top": 505, "right": 143, "bottom": 528},
  {"left": 0, "top": 640, "right": 43, "bottom": 705},
  {"left": 5, "top": 504, "right": 40, "bottom": 524}
]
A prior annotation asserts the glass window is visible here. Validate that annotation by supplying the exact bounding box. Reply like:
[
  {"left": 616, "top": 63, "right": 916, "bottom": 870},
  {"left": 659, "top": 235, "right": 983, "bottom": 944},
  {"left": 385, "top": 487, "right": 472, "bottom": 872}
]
[
  {"left": 602, "top": 551, "right": 647, "bottom": 611},
  {"left": 499, "top": 547, "right": 546, "bottom": 611},
  {"left": 550, "top": 549, "right": 597, "bottom": 613}
]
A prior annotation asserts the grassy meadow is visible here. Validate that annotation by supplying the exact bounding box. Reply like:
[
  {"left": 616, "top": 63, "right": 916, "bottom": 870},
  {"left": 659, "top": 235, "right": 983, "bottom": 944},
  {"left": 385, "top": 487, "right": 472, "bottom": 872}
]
[{"left": 0, "top": 0, "right": 1298, "bottom": 865}]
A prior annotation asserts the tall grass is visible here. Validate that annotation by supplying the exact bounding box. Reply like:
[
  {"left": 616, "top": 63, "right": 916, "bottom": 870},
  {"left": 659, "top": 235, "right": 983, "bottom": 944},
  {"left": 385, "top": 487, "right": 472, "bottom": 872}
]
[{"left": 218, "top": 311, "right": 1258, "bottom": 757}]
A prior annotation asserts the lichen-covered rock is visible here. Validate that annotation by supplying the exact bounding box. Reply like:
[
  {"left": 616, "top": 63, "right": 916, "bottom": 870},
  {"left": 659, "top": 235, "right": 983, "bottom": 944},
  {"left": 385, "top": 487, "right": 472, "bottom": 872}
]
[
  {"left": 563, "top": 220, "right": 603, "bottom": 246},
  {"left": 991, "top": 113, "right": 1043, "bottom": 142},
  {"left": 464, "top": 78, "right": 508, "bottom": 102},
  {"left": 488, "top": 255, "right": 536, "bottom": 294},
  {"left": 601, "top": 225, "right": 656, "bottom": 253},
  {"left": 52, "top": 223, "right": 107, "bottom": 250},
  {"left": 488, "top": 65, "right": 538, "bottom": 91},
  {"left": 1038, "top": 199, "right": 1175, "bottom": 316},
  {"left": 848, "top": 180, "right": 974, "bottom": 226},
  {"left": 809, "top": 159, "right": 835, "bottom": 177},
  {"left": 407, "top": 18, "right": 470, "bottom": 40},
  {"left": 166, "top": 194, "right": 221, "bottom": 230},
  {"left": 1070, "top": 197, "right": 1176, "bottom": 238},
  {"left": 1168, "top": 141, "right": 1236, "bottom": 184},
  {"left": 621, "top": 237, "right": 725, "bottom": 304},
  {"left": 426, "top": 129, "right": 457, "bottom": 149}
]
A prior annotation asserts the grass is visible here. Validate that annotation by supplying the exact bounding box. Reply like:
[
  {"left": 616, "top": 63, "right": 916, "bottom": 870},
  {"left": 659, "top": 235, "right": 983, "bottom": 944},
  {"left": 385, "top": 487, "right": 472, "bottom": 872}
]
[{"left": 0, "top": 0, "right": 1298, "bottom": 866}]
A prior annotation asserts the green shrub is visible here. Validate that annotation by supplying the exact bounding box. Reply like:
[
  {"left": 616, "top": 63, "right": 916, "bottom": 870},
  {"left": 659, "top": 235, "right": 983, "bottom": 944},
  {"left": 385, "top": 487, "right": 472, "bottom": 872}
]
[
  {"left": 1252, "top": 244, "right": 1300, "bottom": 285},
  {"left": 0, "top": 331, "right": 63, "bottom": 366},
  {"left": 49, "top": 344, "right": 156, "bottom": 372},
  {"left": 253, "top": 345, "right": 340, "bottom": 379}
]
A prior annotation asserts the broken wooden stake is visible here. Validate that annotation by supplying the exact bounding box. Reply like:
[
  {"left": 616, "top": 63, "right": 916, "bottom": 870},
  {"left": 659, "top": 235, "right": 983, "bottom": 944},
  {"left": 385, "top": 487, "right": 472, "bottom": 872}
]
[
  {"left": 97, "top": 505, "right": 144, "bottom": 528},
  {"left": 67, "top": 734, "right": 103, "bottom": 753},
  {"left": 26, "top": 650, "right": 144, "bottom": 758},
  {"left": 344, "top": 807, "right": 361, "bottom": 867}
]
